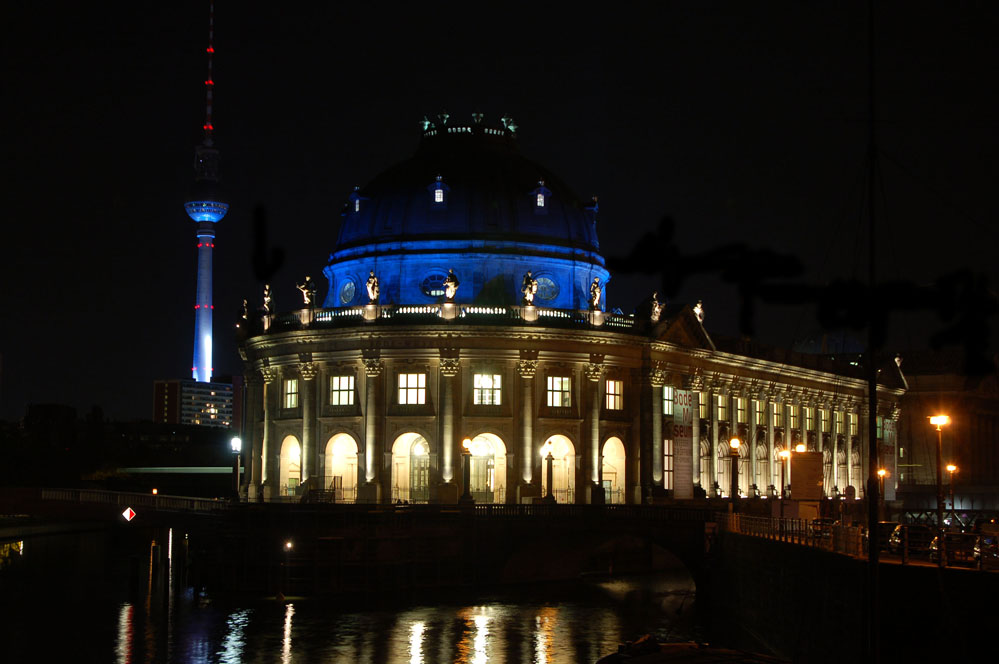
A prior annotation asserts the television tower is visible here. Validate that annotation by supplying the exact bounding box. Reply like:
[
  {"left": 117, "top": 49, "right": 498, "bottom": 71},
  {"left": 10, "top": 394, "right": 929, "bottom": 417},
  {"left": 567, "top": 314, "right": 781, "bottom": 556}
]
[{"left": 184, "top": 1, "right": 228, "bottom": 382}]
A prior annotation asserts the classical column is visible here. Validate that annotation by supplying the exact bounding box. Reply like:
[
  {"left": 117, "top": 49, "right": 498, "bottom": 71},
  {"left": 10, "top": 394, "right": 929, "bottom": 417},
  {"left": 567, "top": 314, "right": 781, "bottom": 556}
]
[
  {"left": 517, "top": 356, "right": 538, "bottom": 486},
  {"left": 439, "top": 356, "right": 460, "bottom": 483},
  {"left": 260, "top": 367, "right": 279, "bottom": 502},
  {"left": 359, "top": 357, "right": 383, "bottom": 503},
  {"left": 832, "top": 404, "right": 842, "bottom": 493},
  {"left": 649, "top": 366, "right": 667, "bottom": 490},
  {"left": 300, "top": 361, "right": 318, "bottom": 489},
  {"left": 685, "top": 374, "right": 703, "bottom": 492},
  {"left": 709, "top": 388, "right": 719, "bottom": 496},
  {"left": 748, "top": 394, "right": 758, "bottom": 494},
  {"left": 246, "top": 371, "right": 265, "bottom": 502},
  {"left": 585, "top": 359, "right": 604, "bottom": 502},
  {"left": 845, "top": 406, "right": 855, "bottom": 494},
  {"left": 859, "top": 404, "right": 871, "bottom": 499},
  {"left": 766, "top": 393, "right": 776, "bottom": 494}
]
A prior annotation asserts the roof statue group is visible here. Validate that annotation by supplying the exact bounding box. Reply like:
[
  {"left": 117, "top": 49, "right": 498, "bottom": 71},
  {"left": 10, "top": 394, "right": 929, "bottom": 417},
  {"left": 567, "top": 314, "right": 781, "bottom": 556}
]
[{"left": 248, "top": 270, "right": 666, "bottom": 322}]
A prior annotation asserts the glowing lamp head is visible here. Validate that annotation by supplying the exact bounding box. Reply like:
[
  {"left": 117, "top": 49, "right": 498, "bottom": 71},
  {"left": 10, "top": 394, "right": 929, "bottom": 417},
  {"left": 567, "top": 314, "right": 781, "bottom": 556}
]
[
  {"left": 877, "top": 468, "right": 887, "bottom": 478},
  {"left": 230, "top": 436, "right": 242, "bottom": 453},
  {"left": 152, "top": 488, "right": 158, "bottom": 495},
  {"left": 462, "top": 438, "right": 472, "bottom": 451},
  {"left": 946, "top": 464, "right": 957, "bottom": 474},
  {"left": 540, "top": 441, "right": 554, "bottom": 458},
  {"left": 795, "top": 443, "right": 806, "bottom": 453},
  {"left": 729, "top": 437, "right": 741, "bottom": 451},
  {"left": 779, "top": 450, "right": 790, "bottom": 460},
  {"left": 929, "top": 415, "right": 950, "bottom": 428},
  {"left": 284, "top": 540, "right": 293, "bottom": 551}
]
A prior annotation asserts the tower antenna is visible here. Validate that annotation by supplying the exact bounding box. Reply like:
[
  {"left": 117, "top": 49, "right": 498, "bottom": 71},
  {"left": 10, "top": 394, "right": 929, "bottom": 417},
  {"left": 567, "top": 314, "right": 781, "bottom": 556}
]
[{"left": 203, "top": 0, "right": 215, "bottom": 146}]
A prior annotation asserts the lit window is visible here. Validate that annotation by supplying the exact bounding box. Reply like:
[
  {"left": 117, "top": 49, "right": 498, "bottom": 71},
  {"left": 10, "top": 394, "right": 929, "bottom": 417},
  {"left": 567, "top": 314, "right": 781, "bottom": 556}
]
[
  {"left": 736, "top": 397, "right": 747, "bottom": 424},
  {"left": 699, "top": 392, "right": 708, "bottom": 419},
  {"left": 536, "top": 193, "right": 545, "bottom": 207},
  {"left": 804, "top": 407, "right": 815, "bottom": 431},
  {"left": 820, "top": 409, "right": 829, "bottom": 432},
  {"left": 663, "top": 386, "right": 674, "bottom": 417},
  {"left": 354, "top": 199, "right": 360, "bottom": 212},
  {"left": 283, "top": 379, "right": 299, "bottom": 409},
  {"left": 754, "top": 400, "right": 765, "bottom": 426},
  {"left": 835, "top": 411, "right": 844, "bottom": 434},
  {"left": 473, "top": 373, "right": 502, "bottom": 405},
  {"left": 605, "top": 380, "right": 623, "bottom": 410},
  {"left": 876, "top": 415, "right": 884, "bottom": 439},
  {"left": 848, "top": 413, "right": 858, "bottom": 436},
  {"left": 329, "top": 375, "right": 355, "bottom": 406},
  {"left": 772, "top": 402, "right": 784, "bottom": 427},
  {"left": 664, "top": 438, "right": 674, "bottom": 490},
  {"left": 716, "top": 395, "right": 728, "bottom": 421},
  {"left": 547, "top": 376, "right": 571, "bottom": 408},
  {"left": 435, "top": 188, "right": 444, "bottom": 203},
  {"left": 398, "top": 373, "right": 426, "bottom": 405},
  {"left": 788, "top": 405, "right": 799, "bottom": 429}
]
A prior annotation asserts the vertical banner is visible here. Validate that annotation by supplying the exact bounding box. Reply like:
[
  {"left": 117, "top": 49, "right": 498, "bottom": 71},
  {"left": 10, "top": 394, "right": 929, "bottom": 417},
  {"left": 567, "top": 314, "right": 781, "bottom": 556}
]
[{"left": 673, "top": 389, "right": 694, "bottom": 499}]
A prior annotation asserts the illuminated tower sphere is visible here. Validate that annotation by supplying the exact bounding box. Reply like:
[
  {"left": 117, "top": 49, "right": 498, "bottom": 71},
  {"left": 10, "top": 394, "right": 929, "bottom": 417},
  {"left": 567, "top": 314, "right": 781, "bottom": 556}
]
[{"left": 184, "top": 3, "right": 228, "bottom": 382}]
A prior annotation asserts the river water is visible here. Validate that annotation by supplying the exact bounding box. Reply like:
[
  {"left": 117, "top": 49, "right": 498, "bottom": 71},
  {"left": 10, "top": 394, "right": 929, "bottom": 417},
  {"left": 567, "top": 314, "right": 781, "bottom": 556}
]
[{"left": 1, "top": 528, "right": 701, "bottom": 663}]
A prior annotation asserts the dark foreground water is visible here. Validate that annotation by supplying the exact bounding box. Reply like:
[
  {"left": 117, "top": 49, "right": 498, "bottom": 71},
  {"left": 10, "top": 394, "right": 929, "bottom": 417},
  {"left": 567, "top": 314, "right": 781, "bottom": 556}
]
[{"left": 0, "top": 528, "right": 700, "bottom": 663}]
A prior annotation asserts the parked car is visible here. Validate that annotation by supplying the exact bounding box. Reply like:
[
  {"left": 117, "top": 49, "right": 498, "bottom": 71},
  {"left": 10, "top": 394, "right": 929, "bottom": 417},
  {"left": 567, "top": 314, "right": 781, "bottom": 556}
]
[
  {"left": 888, "top": 524, "right": 935, "bottom": 554},
  {"left": 929, "top": 532, "right": 979, "bottom": 566}
]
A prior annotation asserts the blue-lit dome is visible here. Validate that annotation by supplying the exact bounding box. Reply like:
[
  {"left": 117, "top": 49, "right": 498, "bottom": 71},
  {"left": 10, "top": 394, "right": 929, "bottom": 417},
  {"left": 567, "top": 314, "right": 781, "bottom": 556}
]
[{"left": 324, "top": 119, "right": 609, "bottom": 310}]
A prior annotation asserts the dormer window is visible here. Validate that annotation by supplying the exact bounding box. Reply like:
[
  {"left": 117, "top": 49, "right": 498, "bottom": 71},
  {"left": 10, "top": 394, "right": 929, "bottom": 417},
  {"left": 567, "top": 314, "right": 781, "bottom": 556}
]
[
  {"left": 428, "top": 175, "right": 449, "bottom": 209},
  {"left": 347, "top": 186, "right": 367, "bottom": 215},
  {"left": 531, "top": 180, "right": 551, "bottom": 215}
]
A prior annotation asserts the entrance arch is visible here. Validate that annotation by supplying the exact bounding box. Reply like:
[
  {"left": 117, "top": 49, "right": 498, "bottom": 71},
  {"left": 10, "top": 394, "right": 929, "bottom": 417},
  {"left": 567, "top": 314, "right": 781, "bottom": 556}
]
[
  {"left": 464, "top": 433, "right": 507, "bottom": 503},
  {"left": 391, "top": 433, "right": 430, "bottom": 503},
  {"left": 602, "top": 437, "right": 626, "bottom": 504},
  {"left": 279, "top": 435, "right": 301, "bottom": 497},
  {"left": 325, "top": 433, "right": 358, "bottom": 502},
  {"left": 541, "top": 435, "right": 576, "bottom": 503}
]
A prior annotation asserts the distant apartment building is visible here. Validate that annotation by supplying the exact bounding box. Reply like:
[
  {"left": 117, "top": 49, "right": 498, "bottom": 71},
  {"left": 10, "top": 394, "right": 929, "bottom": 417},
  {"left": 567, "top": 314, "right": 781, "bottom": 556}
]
[{"left": 153, "top": 376, "right": 243, "bottom": 430}]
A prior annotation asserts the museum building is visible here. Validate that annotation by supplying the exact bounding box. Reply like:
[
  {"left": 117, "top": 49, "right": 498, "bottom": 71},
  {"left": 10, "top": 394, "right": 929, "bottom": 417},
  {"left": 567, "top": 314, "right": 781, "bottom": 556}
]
[{"left": 236, "top": 115, "right": 906, "bottom": 505}]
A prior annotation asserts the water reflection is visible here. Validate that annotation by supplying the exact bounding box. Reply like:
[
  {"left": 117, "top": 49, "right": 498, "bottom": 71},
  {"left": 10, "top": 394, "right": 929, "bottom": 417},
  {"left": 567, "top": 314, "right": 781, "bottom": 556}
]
[{"left": 3, "top": 530, "right": 697, "bottom": 664}]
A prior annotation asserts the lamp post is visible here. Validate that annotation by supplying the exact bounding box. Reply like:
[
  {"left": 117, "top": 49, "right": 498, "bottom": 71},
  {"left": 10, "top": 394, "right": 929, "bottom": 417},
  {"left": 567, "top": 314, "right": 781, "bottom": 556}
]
[
  {"left": 929, "top": 414, "right": 950, "bottom": 567},
  {"left": 946, "top": 464, "right": 957, "bottom": 518},
  {"left": 877, "top": 468, "right": 886, "bottom": 520},
  {"left": 460, "top": 438, "right": 474, "bottom": 504},
  {"left": 729, "top": 437, "right": 741, "bottom": 509},
  {"left": 540, "top": 441, "right": 556, "bottom": 504},
  {"left": 779, "top": 449, "right": 790, "bottom": 519},
  {"left": 230, "top": 436, "right": 242, "bottom": 500}
]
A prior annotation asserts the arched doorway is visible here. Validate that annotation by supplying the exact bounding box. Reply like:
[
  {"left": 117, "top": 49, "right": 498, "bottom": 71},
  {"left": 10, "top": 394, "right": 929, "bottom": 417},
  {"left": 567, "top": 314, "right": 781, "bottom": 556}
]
[
  {"left": 325, "top": 433, "right": 358, "bottom": 502},
  {"left": 602, "top": 437, "right": 626, "bottom": 504},
  {"left": 699, "top": 440, "right": 712, "bottom": 491},
  {"left": 391, "top": 433, "right": 430, "bottom": 503},
  {"left": 464, "top": 433, "right": 507, "bottom": 503},
  {"left": 279, "top": 435, "right": 301, "bottom": 497},
  {"left": 540, "top": 435, "right": 575, "bottom": 503}
]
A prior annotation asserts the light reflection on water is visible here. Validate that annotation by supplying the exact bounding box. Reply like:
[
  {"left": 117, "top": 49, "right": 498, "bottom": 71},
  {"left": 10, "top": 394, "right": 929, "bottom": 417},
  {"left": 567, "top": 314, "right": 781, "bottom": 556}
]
[{"left": 3, "top": 530, "right": 696, "bottom": 664}]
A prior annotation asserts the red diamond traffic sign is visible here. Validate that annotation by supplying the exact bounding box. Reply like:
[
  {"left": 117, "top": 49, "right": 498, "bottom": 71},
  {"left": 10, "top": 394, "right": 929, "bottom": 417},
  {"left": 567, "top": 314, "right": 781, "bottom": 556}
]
[{"left": 122, "top": 507, "right": 136, "bottom": 521}]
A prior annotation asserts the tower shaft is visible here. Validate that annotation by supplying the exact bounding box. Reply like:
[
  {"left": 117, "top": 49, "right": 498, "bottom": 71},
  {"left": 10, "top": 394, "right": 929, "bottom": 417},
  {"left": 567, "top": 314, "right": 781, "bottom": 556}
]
[{"left": 192, "top": 222, "right": 215, "bottom": 382}]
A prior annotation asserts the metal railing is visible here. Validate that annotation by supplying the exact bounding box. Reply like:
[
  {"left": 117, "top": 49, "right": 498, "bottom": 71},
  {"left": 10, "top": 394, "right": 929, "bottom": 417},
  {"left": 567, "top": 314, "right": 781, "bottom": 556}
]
[
  {"left": 40, "top": 488, "right": 230, "bottom": 513},
  {"left": 717, "top": 512, "right": 865, "bottom": 557}
]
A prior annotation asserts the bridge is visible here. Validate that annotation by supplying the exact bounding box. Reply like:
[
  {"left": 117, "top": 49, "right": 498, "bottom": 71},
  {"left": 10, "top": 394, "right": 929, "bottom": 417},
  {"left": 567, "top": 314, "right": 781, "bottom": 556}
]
[{"left": 5, "top": 488, "right": 998, "bottom": 662}]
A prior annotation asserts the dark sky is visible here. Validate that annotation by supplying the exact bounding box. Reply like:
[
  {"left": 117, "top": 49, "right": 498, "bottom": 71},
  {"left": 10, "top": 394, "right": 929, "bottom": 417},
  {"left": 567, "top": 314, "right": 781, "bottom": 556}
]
[{"left": 2, "top": 1, "right": 997, "bottom": 420}]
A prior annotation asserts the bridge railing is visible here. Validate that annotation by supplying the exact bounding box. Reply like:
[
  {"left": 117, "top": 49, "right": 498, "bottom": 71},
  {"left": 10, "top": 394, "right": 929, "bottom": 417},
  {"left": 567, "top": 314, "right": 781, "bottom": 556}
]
[
  {"left": 718, "top": 512, "right": 865, "bottom": 558},
  {"left": 40, "top": 488, "right": 231, "bottom": 514}
]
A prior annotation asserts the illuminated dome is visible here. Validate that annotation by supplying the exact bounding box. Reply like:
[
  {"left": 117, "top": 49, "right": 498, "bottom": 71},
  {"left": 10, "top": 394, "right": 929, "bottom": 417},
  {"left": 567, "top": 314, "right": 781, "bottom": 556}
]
[{"left": 323, "top": 117, "right": 608, "bottom": 310}]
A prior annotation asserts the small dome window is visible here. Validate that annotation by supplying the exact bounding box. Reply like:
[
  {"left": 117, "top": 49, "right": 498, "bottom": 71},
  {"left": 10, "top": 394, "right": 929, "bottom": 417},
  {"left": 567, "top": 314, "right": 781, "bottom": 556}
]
[
  {"left": 421, "top": 272, "right": 449, "bottom": 297},
  {"left": 531, "top": 180, "right": 551, "bottom": 215},
  {"left": 339, "top": 279, "right": 356, "bottom": 304},
  {"left": 347, "top": 186, "right": 368, "bottom": 214},
  {"left": 428, "top": 175, "right": 449, "bottom": 209},
  {"left": 535, "top": 275, "right": 559, "bottom": 301}
]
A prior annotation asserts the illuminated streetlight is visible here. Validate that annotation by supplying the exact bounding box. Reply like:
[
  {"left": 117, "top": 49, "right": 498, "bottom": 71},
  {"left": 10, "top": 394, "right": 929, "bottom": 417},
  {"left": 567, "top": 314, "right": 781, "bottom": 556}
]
[
  {"left": 729, "top": 437, "right": 741, "bottom": 505},
  {"left": 230, "top": 436, "right": 242, "bottom": 499},
  {"left": 779, "top": 449, "right": 790, "bottom": 519},
  {"left": 794, "top": 442, "right": 806, "bottom": 454},
  {"left": 540, "top": 441, "right": 556, "bottom": 504},
  {"left": 946, "top": 464, "right": 958, "bottom": 516},
  {"left": 460, "top": 438, "right": 474, "bottom": 504},
  {"left": 929, "top": 414, "right": 950, "bottom": 567}
]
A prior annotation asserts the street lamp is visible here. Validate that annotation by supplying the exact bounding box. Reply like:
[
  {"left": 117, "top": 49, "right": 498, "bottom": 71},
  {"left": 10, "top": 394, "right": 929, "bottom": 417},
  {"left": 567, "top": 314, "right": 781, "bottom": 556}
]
[
  {"left": 779, "top": 449, "right": 790, "bottom": 519},
  {"left": 946, "top": 463, "right": 957, "bottom": 517},
  {"left": 929, "top": 414, "right": 950, "bottom": 567},
  {"left": 729, "top": 437, "right": 741, "bottom": 506},
  {"left": 877, "top": 468, "right": 886, "bottom": 519},
  {"left": 540, "top": 441, "right": 556, "bottom": 503},
  {"left": 230, "top": 436, "right": 242, "bottom": 499},
  {"left": 460, "top": 438, "right": 474, "bottom": 504}
]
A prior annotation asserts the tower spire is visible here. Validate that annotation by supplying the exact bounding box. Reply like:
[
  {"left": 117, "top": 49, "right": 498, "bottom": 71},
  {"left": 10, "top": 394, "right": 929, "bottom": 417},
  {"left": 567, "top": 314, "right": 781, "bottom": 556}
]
[
  {"left": 202, "top": 0, "right": 215, "bottom": 147},
  {"left": 185, "top": 0, "right": 229, "bottom": 383}
]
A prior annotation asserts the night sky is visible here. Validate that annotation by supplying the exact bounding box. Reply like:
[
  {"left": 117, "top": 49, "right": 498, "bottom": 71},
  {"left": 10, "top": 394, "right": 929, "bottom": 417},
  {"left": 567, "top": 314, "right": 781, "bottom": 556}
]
[{"left": 2, "top": 1, "right": 996, "bottom": 420}]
